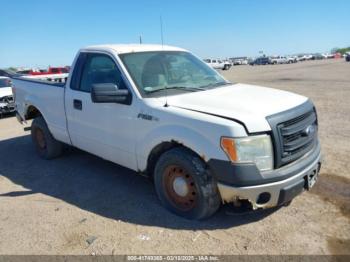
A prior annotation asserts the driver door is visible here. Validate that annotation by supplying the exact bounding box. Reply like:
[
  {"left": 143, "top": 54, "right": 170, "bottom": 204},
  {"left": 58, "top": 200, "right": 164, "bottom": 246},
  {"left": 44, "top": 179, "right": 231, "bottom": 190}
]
[{"left": 65, "top": 52, "right": 138, "bottom": 170}]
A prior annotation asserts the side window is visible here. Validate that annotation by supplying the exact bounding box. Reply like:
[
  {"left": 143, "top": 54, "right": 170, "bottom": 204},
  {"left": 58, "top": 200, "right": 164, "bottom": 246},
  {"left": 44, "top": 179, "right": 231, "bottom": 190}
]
[{"left": 79, "top": 54, "right": 127, "bottom": 92}]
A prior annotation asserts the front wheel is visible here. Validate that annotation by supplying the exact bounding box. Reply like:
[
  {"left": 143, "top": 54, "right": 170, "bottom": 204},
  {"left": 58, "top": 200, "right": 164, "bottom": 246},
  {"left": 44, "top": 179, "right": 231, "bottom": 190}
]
[{"left": 154, "top": 148, "right": 221, "bottom": 220}]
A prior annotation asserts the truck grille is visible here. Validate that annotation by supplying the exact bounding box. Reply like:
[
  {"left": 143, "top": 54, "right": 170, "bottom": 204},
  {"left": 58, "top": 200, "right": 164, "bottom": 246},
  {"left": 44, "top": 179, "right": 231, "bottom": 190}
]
[
  {"left": 278, "top": 110, "right": 317, "bottom": 164},
  {"left": 266, "top": 101, "right": 318, "bottom": 168}
]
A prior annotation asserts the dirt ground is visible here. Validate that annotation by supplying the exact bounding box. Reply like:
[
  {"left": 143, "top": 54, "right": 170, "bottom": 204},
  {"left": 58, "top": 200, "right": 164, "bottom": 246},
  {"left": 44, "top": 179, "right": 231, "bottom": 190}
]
[{"left": 0, "top": 59, "right": 349, "bottom": 255}]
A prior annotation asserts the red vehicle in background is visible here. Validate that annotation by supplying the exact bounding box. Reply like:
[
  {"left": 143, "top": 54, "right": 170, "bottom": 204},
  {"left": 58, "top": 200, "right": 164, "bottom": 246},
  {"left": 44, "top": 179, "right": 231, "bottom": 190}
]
[
  {"left": 16, "top": 67, "right": 69, "bottom": 76},
  {"left": 46, "top": 67, "right": 69, "bottom": 74}
]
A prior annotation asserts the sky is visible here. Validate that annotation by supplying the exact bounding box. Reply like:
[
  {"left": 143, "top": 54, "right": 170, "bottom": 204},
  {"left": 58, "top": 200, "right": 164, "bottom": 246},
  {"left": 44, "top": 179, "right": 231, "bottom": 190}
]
[{"left": 0, "top": 0, "right": 349, "bottom": 68}]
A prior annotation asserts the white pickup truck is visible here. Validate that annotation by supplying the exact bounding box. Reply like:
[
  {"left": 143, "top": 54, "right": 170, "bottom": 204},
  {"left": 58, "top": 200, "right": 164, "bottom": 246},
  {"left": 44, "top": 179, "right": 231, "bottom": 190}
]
[
  {"left": 270, "top": 56, "right": 289, "bottom": 64},
  {"left": 203, "top": 59, "right": 231, "bottom": 70},
  {"left": 13, "top": 44, "right": 322, "bottom": 219}
]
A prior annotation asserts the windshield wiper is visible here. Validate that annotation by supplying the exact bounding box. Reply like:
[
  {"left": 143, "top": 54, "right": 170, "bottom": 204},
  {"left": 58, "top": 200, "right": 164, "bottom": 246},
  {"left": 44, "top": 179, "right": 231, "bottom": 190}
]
[
  {"left": 145, "top": 86, "right": 205, "bottom": 94},
  {"left": 199, "top": 82, "right": 232, "bottom": 89}
]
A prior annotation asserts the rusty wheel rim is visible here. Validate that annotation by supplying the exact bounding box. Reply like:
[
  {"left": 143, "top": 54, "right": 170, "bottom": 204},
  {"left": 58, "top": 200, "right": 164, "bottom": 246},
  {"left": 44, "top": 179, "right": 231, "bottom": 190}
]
[
  {"left": 163, "top": 165, "right": 197, "bottom": 211},
  {"left": 35, "top": 128, "right": 46, "bottom": 149}
]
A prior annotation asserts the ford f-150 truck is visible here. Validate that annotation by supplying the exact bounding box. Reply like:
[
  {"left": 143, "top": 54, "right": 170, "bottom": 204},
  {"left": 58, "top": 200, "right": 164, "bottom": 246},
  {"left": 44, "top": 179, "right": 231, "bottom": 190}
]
[{"left": 13, "top": 44, "right": 322, "bottom": 220}]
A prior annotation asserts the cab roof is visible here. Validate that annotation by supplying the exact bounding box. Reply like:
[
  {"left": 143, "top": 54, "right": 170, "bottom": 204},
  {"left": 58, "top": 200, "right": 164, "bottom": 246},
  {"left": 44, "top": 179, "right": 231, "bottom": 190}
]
[{"left": 81, "top": 44, "right": 187, "bottom": 54}]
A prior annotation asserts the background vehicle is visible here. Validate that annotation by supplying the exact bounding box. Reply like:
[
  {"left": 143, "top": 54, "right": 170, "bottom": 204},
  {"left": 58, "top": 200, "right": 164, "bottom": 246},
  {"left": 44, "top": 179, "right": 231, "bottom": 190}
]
[
  {"left": 270, "top": 56, "right": 288, "bottom": 64},
  {"left": 346, "top": 52, "right": 350, "bottom": 62},
  {"left": 304, "top": 54, "right": 314, "bottom": 60},
  {"left": 322, "top": 53, "right": 335, "bottom": 59},
  {"left": 0, "top": 77, "right": 15, "bottom": 116},
  {"left": 46, "top": 67, "right": 69, "bottom": 74},
  {"left": 17, "top": 67, "right": 69, "bottom": 76},
  {"left": 204, "top": 58, "right": 231, "bottom": 70},
  {"left": 297, "top": 54, "right": 313, "bottom": 61},
  {"left": 232, "top": 59, "right": 242, "bottom": 65},
  {"left": 21, "top": 73, "right": 69, "bottom": 83},
  {"left": 286, "top": 56, "right": 298, "bottom": 63},
  {"left": 16, "top": 68, "right": 46, "bottom": 75},
  {"left": 249, "top": 57, "right": 271, "bottom": 65},
  {"left": 230, "top": 57, "right": 249, "bottom": 66},
  {"left": 13, "top": 44, "right": 322, "bottom": 220},
  {"left": 297, "top": 55, "right": 306, "bottom": 61},
  {"left": 0, "top": 69, "right": 19, "bottom": 78}
]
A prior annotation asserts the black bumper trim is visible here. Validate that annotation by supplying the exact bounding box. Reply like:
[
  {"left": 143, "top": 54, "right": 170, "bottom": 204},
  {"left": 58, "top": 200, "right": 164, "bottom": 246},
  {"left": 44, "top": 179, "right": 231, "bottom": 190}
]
[{"left": 277, "top": 179, "right": 305, "bottom": 205}]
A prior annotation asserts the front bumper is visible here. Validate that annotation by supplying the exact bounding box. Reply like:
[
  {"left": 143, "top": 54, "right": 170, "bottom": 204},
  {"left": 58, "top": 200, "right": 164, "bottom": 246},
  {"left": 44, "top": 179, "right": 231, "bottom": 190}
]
[{"left": 212, "top": 143, "right": 322, "bottom": 209}]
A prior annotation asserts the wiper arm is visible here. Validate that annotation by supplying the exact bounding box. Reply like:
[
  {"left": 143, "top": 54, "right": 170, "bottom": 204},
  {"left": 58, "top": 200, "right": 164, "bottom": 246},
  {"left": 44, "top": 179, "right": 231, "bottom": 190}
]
[
  {"left": 145, "top": 86, "right": 205, "bottom": 94},
  {"left": 200, "top": 81, "right": 232, "bottom": 89}
]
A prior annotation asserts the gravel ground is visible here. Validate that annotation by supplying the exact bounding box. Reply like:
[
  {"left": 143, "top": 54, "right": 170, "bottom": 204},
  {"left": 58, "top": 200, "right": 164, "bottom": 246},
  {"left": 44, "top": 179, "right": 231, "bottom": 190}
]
[{"left": 0, "top": 59, "right": 349, "bottom": 255}]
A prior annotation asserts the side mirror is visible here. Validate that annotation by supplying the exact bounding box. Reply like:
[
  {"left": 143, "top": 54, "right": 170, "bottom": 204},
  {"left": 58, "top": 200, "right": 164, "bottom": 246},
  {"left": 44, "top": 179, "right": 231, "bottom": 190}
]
[{"left": 91, "top": 83, "right": 132, "bottom": 105}]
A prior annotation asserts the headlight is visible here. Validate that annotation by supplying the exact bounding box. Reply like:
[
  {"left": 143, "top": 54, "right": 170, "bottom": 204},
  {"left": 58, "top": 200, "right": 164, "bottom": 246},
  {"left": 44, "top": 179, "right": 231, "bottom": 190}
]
[{"left": 220, "top": 135, "right": 274, "bottom": 171}]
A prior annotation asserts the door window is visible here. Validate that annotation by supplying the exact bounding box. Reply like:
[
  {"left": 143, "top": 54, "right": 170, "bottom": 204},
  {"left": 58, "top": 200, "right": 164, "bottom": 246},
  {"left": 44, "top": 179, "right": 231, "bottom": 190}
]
[{"left": 79, "top": 54, "right": 127, "bottom": 92}]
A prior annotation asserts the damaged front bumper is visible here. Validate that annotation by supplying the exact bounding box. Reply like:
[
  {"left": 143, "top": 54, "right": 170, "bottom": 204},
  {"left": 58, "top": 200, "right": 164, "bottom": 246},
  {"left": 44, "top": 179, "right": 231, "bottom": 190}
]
[{"left": 211, "top": 143, "right": 322, "bottom": 209}]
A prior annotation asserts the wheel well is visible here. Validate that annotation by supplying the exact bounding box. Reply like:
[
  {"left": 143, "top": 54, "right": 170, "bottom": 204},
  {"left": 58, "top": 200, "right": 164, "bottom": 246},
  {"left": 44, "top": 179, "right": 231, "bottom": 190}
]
[
  {"left": 146, "top": 141, "right": 202, "bottom": 177},
  {"left": 26, "top": 106, "right": 42, "bottom": 120}
]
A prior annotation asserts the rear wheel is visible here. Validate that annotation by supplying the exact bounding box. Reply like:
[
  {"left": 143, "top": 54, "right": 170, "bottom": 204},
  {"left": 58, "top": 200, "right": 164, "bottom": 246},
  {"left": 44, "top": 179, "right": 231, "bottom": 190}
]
[
  {"left": 31, "top": 116, "right": 63, "bottom": 159},
  {"left": 154, "top": 147, "right": 221, "bottom": 220}
]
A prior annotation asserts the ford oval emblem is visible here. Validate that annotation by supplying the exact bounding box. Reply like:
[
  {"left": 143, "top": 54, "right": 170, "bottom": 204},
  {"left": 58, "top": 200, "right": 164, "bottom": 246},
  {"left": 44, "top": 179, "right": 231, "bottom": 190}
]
[{"left": 302, "top": 124, "right": 316, "bottom": 137}]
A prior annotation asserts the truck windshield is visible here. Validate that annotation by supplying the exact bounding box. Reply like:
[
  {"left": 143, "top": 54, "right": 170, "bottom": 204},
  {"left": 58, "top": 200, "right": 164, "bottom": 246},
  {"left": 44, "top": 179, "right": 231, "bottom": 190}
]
[
  {"left": 119, "top": 51, "right": 230, "bottom": 97},
  {"left": 0, "top": 79, "right": 11, "bottom": 88}
]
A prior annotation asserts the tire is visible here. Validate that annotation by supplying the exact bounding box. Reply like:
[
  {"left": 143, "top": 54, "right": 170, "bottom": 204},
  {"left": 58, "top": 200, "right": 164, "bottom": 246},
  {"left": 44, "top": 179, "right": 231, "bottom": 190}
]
[
  {"left": 154, "top": 147, "right": 221, "bottom": 220},
  {"left": 31, "top": 116, "right": 63, "bottom": 159},
  {"left": 223, "top": 65, "right": 229, "bottom": 70}
]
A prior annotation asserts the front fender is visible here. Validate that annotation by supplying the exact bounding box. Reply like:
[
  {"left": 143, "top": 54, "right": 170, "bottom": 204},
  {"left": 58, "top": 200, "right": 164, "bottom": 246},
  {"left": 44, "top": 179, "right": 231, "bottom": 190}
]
[{"left": 136, "top": 124, "right": 225, "bottom": 171}]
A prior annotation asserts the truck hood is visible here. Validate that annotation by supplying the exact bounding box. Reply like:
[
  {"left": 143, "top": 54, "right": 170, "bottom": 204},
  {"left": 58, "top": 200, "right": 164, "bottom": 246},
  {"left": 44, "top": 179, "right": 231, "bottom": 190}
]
[
  {"left": 0, "top": 87, "right": 13, "bottom": 98},
  {"left": 166, "top": 83, "right": 308, "bottom": 133}
]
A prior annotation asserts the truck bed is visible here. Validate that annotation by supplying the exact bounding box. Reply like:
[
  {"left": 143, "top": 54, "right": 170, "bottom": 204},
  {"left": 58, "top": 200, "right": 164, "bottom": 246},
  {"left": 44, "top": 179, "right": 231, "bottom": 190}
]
[{"left": 13, "top": 75, "right": 70, "bottom": 144}]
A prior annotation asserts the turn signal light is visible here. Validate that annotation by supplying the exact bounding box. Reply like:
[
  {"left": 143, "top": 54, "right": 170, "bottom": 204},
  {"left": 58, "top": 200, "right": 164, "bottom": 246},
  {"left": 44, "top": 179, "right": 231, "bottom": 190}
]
[{"left": 220, "top": 137, "right": 238, "bottom": 162}]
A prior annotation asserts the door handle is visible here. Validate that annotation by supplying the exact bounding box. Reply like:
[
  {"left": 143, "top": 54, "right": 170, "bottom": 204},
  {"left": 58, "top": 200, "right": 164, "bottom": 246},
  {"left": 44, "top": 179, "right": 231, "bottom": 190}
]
[{"left": 73, "top": 99, "right": 82, "bottom": 110}]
